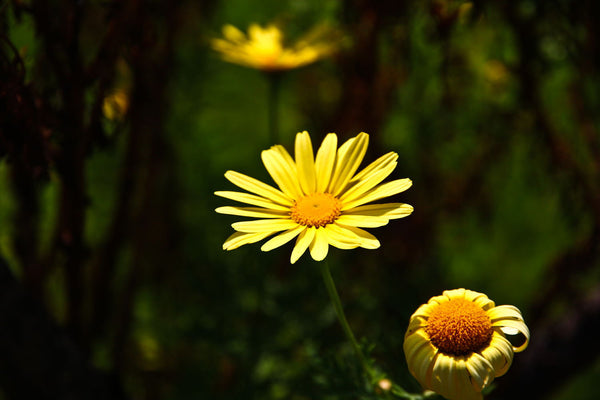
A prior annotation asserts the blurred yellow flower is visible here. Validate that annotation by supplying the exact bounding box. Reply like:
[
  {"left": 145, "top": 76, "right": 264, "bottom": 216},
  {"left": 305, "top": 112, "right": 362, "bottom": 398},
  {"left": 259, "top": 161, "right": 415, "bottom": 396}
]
[
  {"left": 211, "top": 23, "right": 337, "bottom": 72},
  {"left": 102, "top": 89, "right": 129, "bottom": 121},
  {"left": 404, "top": 289, "right": 530, "bottom": 400},
  {"left": 484, "top": 60, "right": 510, "bottom": 84},
  {"left": 215, "top": 131, "right": 413, "bottom": 263}
]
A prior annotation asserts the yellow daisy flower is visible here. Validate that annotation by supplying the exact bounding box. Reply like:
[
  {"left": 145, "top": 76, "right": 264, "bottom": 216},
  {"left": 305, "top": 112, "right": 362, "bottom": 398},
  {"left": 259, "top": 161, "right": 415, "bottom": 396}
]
[
  {"left": 211, "top": 23, "right": 336, "bottom": 72},
  {"left": 215, "top": 131, "right": 413, "bottom": 264},
  {"left": 404, "top": 289, "right": 530, "bottom": 400}
]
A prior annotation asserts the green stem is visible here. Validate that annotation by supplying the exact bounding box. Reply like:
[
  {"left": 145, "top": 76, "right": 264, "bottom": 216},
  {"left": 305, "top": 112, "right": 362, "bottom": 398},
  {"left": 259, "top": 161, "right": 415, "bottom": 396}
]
[
  {"left": 319, "top": 260, "right": 422, "bottom": 400},
  {"left": 319, "top": 260, "right": 372, "bottom": 377},
  {"left": 266, "top": 72, "right": 282, "bottom": 144}
]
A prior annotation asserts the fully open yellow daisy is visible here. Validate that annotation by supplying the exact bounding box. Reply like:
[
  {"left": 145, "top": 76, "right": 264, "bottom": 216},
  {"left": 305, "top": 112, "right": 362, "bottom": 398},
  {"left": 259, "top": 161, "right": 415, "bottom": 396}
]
[
  {"left": 215, "top": 131, "right": 413, "bottom": 263},
  {"left": 404, "top": 289, "right": 530, "bottom": 400},
  {"left": 211, "top": 24, "right": 336, "bottom": 72}
]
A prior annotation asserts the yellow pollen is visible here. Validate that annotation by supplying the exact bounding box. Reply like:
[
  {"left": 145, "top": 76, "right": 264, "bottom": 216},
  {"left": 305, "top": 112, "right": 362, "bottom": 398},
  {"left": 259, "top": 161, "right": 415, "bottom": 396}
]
[
  {"left": 425, "top": 298, "right": 492, "bottom": 356},
  {"left": 290, "top": 193, "right": 342, "bottom": 228}
]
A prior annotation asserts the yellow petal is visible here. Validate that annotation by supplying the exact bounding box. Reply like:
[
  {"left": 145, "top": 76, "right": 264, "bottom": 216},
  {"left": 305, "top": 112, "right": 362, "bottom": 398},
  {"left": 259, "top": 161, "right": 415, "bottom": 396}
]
[
  {"left": 492, "top": 320, "right": 530, "bottom": 352},
  {"left": 309, "top": 228, "right": 329, "bottom": 261},
  {"left": 487, "top": 305, "right": 524, "bottom": 322},
  {"left": 406, "top": 314, "right": 429, "bottom": 333},
  {"left": 431, "top": 293, "right": 453, "bottom": 305},
  {"left": 339, "top": 154, "right": 397, "bottom": 203},
  {"left": 328, "top": 132, "right": 369, "bottom": 196},
  {"left": 431, "top": 354, "right": 481, "bottom": 400},
  {"left": 335, "top": 135, "right": 355, "bottom": 160},
  {"left": 211, "top": 38, "right": 234, "bottom": 52},
  {"left": 343, "top": 203, "right": 413, "bottom": 219},
  {"left": 261, "top": 147, "right": 303, "bottom": 199},
  {"left": 295, "top": 131, "right": 317, "bottom": 195},
  {"left": 222, "top": 24, "right": 246, "bottom": 42},
  {"left": 290, "top": 226, "right": 316, "bottom": 264},
  {"left": 455, "top": 358, "right": 483, "bottom": 400},
  {"left": 335, "top": 214, "right": 389, "bottom": 228},
  {"left": 351, "top": 151, "right": 398, "bottom": 183},
  {"left": 215, "top": 206, "right": 289, "bottom": 219},
  {"left": 232, "top": 219, "right": 299, "bottom": 233},
  {"left": 224, "top": 170, "right": 293, "bottom": 205},
  {"left": 333, "top": 223, "right": 380, "bottom": 249},
  {"left": 322, "top": 225, "right": 361, "bottom": 249},
  {"left": 404, "top": 330, "right": 437, "bottom": 386},
  {"left": 215, "top": 191, "right": 289, "bottom": 210},
  {"left": 248, "top": 24, "right": 265, "bottom": 40},
  {"left": 342, "top": 178, "right": 412, "bottom": 210},
  {"left": 261, "top": 225, "right": 306, "bottom": 252},
  {"left": 463, "top": 290, "right": 495, "bottom": 310},
  {"left": 223, "top": 231, "right": 273, "bottom": 250},
  {"left": 480, "top": 332, "right": 513, "bottom": 377},
  {"left": 465, "top": 352, "right": 494, "bottom": 391},
  {"left": 410, "top": 303, "right": 437, "bottom": 319},
  {"left": 314, "top": 133, "right": 338, "bottom": 192}
]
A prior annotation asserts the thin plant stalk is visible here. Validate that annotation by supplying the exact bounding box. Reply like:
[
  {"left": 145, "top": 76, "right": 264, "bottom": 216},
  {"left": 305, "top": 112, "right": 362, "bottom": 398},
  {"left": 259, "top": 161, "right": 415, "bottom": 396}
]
[
  {"left": 319, "top": 259, "right": 372, "bottom": 377},
  {"left": 319, "top": 259, "right": 422, "bottom": 399},
  {"left": 266, "top": 72, "right": 282, "bottom": 144}
]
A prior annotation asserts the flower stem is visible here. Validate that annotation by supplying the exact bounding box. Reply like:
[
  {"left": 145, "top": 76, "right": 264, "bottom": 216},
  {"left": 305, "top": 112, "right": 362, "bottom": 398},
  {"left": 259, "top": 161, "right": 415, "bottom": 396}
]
[
  {"left": 319, "top": 259, "right": 422, "bottom": 400},
  {"left": 266, "top": 72, "right": 282, "bottom": 144},
  {"left": 319, "top": 260, "right": 372, "bottom": 377}
]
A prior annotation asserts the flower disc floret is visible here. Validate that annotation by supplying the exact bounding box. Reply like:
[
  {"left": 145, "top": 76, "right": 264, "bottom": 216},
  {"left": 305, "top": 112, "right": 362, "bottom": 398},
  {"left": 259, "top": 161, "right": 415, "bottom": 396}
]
[
  {"left": 425, "top": 298, "right": 492, "bottom": 356},
  {"left": 290, "top": 193, "right": 341, "bottom": 227}
]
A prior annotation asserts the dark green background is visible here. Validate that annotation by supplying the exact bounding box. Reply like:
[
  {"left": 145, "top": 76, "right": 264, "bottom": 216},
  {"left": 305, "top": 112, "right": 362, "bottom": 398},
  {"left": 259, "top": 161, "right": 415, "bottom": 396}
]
[{"left": 1, "top": 0, "right": 599, "bottom": 399}]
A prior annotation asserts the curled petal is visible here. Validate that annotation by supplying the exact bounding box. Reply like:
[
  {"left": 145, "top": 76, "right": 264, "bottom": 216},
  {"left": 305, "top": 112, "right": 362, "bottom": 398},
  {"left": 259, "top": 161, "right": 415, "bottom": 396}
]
[
  {"left": 480, "top": 332, "right": 513, "bottom": 377},
  {"left": 404, "top": 330, "right": 438, "bottom": 387}
]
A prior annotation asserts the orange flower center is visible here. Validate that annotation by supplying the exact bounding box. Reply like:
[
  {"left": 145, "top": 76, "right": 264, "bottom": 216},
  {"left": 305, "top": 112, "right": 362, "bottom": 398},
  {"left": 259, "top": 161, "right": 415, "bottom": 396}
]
[
  {"left": 290, "top": 193, "right": 342, "bottom": 228},
  {"left": 425, "top": 298, "right": 492, "bottom": 356}
]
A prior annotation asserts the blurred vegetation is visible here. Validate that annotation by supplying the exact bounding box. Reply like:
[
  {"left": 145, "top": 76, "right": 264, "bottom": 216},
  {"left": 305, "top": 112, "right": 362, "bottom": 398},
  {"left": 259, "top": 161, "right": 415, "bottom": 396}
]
[{"left": 0, "top": 0, "right": 599, "bottom": 399}]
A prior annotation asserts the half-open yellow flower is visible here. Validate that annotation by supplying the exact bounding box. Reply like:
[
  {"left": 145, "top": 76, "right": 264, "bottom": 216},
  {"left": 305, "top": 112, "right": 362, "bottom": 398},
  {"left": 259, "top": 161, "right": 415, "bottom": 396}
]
[
  {"left": 211, "top": 24, "right": 336, "bottom": 72},
  {"left": 215, "top": 131, "right": 413, "bottom": 263},
  {"left": 404, "top": 289, "right": 530, "bottom": 400}
]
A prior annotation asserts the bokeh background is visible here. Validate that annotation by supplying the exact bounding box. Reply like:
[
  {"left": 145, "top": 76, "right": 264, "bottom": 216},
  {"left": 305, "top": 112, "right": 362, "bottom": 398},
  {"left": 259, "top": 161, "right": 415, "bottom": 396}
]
[{"left": 1, "top": 0, "right": 599, "bottom": 399}]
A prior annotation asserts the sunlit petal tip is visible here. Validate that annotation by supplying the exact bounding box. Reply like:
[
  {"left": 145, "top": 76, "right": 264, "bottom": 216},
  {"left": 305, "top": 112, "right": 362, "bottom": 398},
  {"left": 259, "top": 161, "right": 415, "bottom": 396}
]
[
  {"left": 295, "top": 130, "right": 317, "bottom": 194},
  {"left": 222, "top": 24, "right": 245, "bottom": 40},
  {"left": 290, "top": 227, "right": 316, "bottom": 264},
  {"left": 361, "top": 238, "right": 380, "bottom": 249}
]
